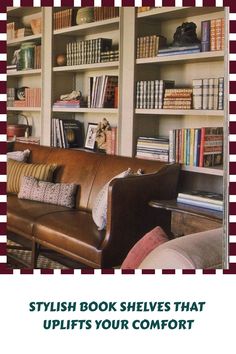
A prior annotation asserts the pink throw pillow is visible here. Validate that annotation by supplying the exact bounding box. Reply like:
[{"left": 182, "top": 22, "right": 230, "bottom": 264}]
[{"left": 121, "top": 226, "right": 169, "bottom": 269}]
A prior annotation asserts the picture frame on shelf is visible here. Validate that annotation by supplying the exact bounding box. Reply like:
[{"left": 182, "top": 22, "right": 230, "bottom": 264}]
[{"left": 84, "top": 123, "right": 98, "bottom": 150}]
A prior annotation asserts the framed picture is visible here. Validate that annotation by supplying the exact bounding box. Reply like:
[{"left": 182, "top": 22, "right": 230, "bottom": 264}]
[{"left": 84, "top": 123, "right": 98, "bottom": 150}]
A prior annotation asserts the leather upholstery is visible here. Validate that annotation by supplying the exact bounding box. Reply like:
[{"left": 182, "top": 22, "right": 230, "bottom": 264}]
[{"left": 8, "top": 142, "right": 180, "bottom": 268}]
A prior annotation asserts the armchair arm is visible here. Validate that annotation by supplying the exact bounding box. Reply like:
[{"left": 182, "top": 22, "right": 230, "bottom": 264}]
[{"left": 101, "top": 163, "right": 180, "bottom": 267}]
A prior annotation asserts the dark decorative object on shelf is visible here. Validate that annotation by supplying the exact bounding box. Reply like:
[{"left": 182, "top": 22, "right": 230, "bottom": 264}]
[
  {"left": 16, "top": 86, "right": 29, "bottom": 100},
  {"left": 172, "top": 22, "right": 200, "bottom": 47}
]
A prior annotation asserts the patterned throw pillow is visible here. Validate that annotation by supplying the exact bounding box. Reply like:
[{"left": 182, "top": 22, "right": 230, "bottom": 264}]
[
  {"left": 7, "top": 149, "right": 30, "bottom": 162},
  {"left": 7, "top": 159, "right": 57, "bottom": 194},
  {"left": 121, "top": 226, "right": 169, "bottom": 269},
  {"left": 18, "top": 176, "right": 77, "bottom": 208},
  {"left": 92, "top": 169, "right": 132, "bottom": 230}
]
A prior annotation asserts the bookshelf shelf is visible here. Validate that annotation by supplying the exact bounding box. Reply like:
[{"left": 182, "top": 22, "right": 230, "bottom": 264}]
[
  {"left": 53, "top": 17, "right": 120, "bottom": 37},
  {"left": 137, "top": 6, "right": 223, "bottom": 20},
  {"left": 53, "top": 62, "right": 119, "bottom": 73},
  {"left": 135, "top": 109, "right": 224, "bottom": 116},
  {"left": 181, "top": 165, "right": 223, "bottom": 176},
  {"left": 7, "top": 107, "right": 41, "bottom": 112},
  {"left": 7, "top": 7, "right": 41, "bottom": 17},
  {"left": 7, "top": 69, "right": 42, "bottom": 76},
  {"left": 52, "top": 108, "right": 118, "bottom": 113},
  {"left": 7, "top": 34, "right": 42, "bottom": 47},
  {"left": 136, "top": 51, "right": 224, "bottom": 66}
]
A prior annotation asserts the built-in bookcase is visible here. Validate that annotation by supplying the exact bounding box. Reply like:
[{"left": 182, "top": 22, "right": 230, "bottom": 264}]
[
  {"left": 6, "top": 6, "right": 228, "bottom": 201},
  {"left": 133, "top": 6, "right": 228, "bottom": 195},
  {"left": 7, "top": 7, "right": 43, "bottom": 138}
]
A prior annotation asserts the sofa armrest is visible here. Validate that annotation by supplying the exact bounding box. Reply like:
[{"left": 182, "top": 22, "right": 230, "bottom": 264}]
[
  {"left": 101, "top": 163, "right": 180, "bottom": 267},
  {"left": 138, "top": 228, "right": 223, "bottom": 269}
]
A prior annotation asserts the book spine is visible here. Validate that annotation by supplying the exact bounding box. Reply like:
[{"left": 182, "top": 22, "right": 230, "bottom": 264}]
[
  {"left": 202, "top": 78, "right": 209, "bottom": 110},
  {"left": 215, "top": 18, "right": 222, "bottom": 51},
  {"left": 213, "top": 78, "right": 219, "bottom": 110},
  {"left": 210, "top": 19, "right": 216, "bottom": 51},
  {"left": 218, "top": 77, "right": 224, "bottom": 110},
  {"left": 208, "top": 78, "right": 214, "bottom": 110},
  {"left": 192, "top": 79, "right": 203, "bottom": 109},
  {"left": 201, "top": 20, "right": 210, "bottom": 52},
  {"left": 199, "top": 127, "right": 205, "bottom": 167}
]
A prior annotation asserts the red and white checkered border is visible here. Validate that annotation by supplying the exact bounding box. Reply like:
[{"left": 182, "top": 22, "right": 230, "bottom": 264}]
[{"left": 1, "top": 0, "right": 235, "bottom": 275}]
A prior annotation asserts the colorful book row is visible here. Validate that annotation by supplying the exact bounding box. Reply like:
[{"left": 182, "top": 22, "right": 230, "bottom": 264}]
[{"left": 169, "top": 127, "right": 223, "bottom": 168}]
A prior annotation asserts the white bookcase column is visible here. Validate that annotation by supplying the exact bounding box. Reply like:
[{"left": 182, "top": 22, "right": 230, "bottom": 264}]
[
  {"left": 119, "top": 7, "right": 136, "bottom": 157},
  {"left": 41, "top": 7, "right": 53, "bottom": 146}
]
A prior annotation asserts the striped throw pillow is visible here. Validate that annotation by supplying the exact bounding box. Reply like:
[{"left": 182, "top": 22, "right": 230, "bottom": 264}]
[{"left": 7, "top": 159, "right": 57, "bottom": 194}]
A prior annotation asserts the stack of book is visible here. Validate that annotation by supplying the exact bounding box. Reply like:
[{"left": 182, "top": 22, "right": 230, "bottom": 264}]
[
  {"left": 7, "top": 64, "right": 17, "bottom": 72},
  {"left": 163, "top": 88, "right": 193, "bottom": 109},
  {"left": 105, "top": 127, "right": 117, "bottom": 155},
  {"left": 53, "top": 9, "right": 74, "bottom": 30},
  {"left": 52, "top": 118, "right": 84, "bottom": 149},
  {"left": 101, "top": 49, "right": 119, "bottom": 62},
  {"left": 169, "top": 126, "right": 223, "bottom": 167},
  {"left": 136, "top": 80, "right": 175, "bottom": 109},
  {"left": 94, "top": 7, "right": 119, "bottom": 21},
  {"left": 192, "top": 77, "right": 224, "bottom": 110},
  {"left": 201, "top": 18, "right": 224, "bottom": 52},
  {"left": 53, "top": 100, "right": 81, "bottom": 109},
  {"left": 136, "top": 136, "right": 169, "bottom": 162},
  {"left": 158, "top": 44, "right": 201, "bottom": 57},
  {"left": 136, "top": 35, "right": 167, "bottom": 58},
  {"left": 88, "top": 75, "right": 118, "bottom": 108},
  {"left": 16, "top": 136, "right": 40, "bottom": 145},
  {"left": 177, "top": 190, "right": 223, "bottom": 212},
  {"left": 66, "top": 38, "right": 112, "bottom": 66}
]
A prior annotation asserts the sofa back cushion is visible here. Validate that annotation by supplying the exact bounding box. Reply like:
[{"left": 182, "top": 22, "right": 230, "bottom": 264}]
[{"left": 7, "top": 159, "right": 57, "bottom": 194}]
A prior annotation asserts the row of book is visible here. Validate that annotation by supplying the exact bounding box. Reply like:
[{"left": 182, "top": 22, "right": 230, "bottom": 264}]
[
  {"left": 88, "top": 75, "right": 118, "bottom": 108},
  {"left": 136, "top": 35, "right": 167, "bottom": 58},
  {"left": 94, "top": 7, "right": 119, "bottom": 21},
  {"left": 7, "top": 88, "right": 41, "bottom": 108},
  {"left": 136, "top": 80, "right": 175, "bottom": 109},
  {"left": 100, "top": 50, "right": 119, "bottom": 62},
  {"left": 66, "top": 38, "right": 113, "bottom": 66},
  {"left": 169, "top": 126, "right": 223, "bottom": 168},
  {"left": 53, "top": 9, "right": 73, "bottom": 30},
  {"left": 51, "top": 118, "right": 84, "bottom": 149},
  {"left": 53, "top": 8, "right": 119, "bottom": 31},
  {"left": 201, "top": 18, "right": 224, "bottom": 52},
  {"left": 136, "top": 136, "right": 169, "bottom": 162},
  {"left": 163, "top": 88, "right": 192, "bottom": 110},
  {"left": 192, "top": 77, "right": 224, "bottom": 110},
  {"left": 177, "top": 190, "right": 223, "bottom": 212},
  {"left": 105, "top": 127, "right": 117, "bottom": 155}
]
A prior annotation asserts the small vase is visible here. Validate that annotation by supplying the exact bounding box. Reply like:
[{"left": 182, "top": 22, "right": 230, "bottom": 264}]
[
  {"left": 76, "top": 7, "right": 94, "bottom": 25},
  {"left": 19, "top": 42, "right": 35, "bottom": 70}
]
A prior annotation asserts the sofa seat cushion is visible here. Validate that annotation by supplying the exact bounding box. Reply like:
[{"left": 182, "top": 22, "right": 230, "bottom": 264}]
[
  {"left": 34, "top": 210, "right": 105, "bottom": 266},
  {"left": 7, "top": 194, "right": 69, "bottom": 238}
]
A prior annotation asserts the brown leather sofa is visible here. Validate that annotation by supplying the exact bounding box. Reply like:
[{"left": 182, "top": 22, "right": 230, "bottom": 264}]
[{"left": 7, "top": 142, "right": 180, "bottom": 268}]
